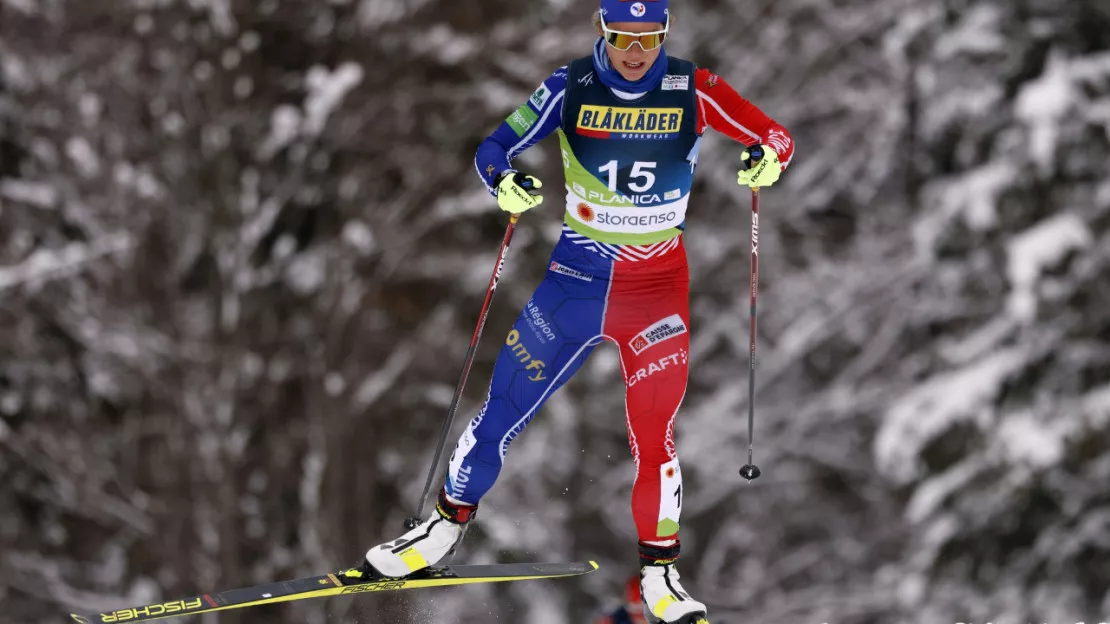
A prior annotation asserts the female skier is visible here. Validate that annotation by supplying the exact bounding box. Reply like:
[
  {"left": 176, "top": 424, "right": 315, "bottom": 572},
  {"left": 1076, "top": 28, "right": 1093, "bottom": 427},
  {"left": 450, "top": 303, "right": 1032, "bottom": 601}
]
[{"left": 356, "top": 1, "right": 793, "bottom": 621}]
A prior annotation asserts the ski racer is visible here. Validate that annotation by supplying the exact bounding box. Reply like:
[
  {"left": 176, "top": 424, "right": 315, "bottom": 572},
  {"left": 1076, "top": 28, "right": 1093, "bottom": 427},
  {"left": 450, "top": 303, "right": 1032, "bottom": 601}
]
[{"left": 351, "top": 1, "right": 793, "bottom": 621}]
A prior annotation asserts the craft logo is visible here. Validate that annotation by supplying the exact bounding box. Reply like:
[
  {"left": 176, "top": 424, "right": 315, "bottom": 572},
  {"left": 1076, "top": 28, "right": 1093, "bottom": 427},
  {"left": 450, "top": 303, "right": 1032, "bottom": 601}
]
[
  {"left": 630, "top": 2, "right": 646, "bottom": 16},
  {"left": 506, "top": 329, "right": 547, "bottom": 381},
  {"left": 99, "top": 598, "right": 204, "bottom": 622},
  {"left": 628, "top": 314, "right": 688, "bottom": 355},
  {"left": 550, "top": 261, "right": 593, "bottom": 282},
  {"left": 627, "top": 349, "right": 687, "bottom": 387},
  {"left": 576, "top": 105, "right": 683, "bottom": 140}
]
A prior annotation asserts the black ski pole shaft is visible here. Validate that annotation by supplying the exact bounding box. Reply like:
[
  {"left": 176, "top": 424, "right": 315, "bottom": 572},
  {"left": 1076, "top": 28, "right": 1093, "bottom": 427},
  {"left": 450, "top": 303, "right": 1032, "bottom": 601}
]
[
  {"left": 406, "top": 212, "right": 521, "bottom": 528},
  {"left": 740, "top": 146, "right": 763, "bottom": 482}
]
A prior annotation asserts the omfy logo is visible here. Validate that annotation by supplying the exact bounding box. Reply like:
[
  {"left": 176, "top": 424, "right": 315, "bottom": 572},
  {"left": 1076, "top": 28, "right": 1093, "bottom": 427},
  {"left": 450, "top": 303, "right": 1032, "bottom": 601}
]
[{"left": 506, "top": 329, "right": 547, "bottom": 381}]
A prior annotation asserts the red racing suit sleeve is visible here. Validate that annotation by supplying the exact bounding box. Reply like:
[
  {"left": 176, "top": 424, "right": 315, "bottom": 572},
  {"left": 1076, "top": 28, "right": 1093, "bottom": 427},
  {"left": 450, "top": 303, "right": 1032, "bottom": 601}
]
[{"left": 694, "top": 68, "right": 794, "bottom": 169}]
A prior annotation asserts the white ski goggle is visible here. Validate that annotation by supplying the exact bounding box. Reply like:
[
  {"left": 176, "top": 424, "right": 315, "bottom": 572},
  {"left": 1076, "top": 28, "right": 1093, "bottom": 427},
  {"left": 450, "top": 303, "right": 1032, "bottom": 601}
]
[{"left": 600, "top": 16, "right": 669, "bottom": 52}]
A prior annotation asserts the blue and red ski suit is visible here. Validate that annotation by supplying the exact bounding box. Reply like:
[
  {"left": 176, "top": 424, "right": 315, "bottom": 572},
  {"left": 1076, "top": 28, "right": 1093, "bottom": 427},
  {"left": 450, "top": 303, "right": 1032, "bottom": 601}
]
[{"left": 445, "top": 52, "right": 794, "bottom": 546}]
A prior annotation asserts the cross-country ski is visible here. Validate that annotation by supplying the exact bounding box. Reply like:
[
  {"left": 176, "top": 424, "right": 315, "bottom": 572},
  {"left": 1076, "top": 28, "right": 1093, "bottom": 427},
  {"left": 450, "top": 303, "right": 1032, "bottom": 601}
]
[{"left": 70, "top": 561, "right": 598, "bottom": 623}]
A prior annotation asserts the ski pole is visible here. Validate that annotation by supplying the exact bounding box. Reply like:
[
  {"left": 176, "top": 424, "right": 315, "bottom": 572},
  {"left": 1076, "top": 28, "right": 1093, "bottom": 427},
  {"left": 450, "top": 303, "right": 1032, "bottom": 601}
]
[
  {"left": 739, "top": 147, "right": 763, "bottom": 482},
  {"left": 406, "top": 212, "right": 522, "bottom": 529}
]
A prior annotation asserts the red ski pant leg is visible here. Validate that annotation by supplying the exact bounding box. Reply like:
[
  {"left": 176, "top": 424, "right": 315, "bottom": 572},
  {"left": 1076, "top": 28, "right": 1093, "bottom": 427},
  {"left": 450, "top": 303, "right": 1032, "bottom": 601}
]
[{"left": 603, "top": 251, "right": 690, "bottom": 545}]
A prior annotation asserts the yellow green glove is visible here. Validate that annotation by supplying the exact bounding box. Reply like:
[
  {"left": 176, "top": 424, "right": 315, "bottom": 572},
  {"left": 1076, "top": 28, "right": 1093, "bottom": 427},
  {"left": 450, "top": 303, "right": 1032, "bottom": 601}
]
[
  {"left": 737, "top": 145, "right": 782, "bottom": 189},
  {"left": 496, "top": 170, "right": 544, "bottom": 214}
]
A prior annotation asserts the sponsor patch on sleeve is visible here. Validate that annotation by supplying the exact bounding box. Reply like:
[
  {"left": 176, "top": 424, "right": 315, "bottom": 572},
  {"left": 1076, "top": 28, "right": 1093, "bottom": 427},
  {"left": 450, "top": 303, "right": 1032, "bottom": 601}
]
[
  {"left": 529, "top": 84, "right": 552, "bottom": 109},
  {"left": 506, "top": 104, "right": 540, "bottom": 137}
]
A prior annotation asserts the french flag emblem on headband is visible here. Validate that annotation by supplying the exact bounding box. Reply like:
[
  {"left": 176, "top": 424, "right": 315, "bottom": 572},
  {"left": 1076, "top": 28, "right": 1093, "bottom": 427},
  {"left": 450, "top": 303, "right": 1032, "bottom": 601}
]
[{"left": 600, "top": 0, "right": 668, "bottom": 24}]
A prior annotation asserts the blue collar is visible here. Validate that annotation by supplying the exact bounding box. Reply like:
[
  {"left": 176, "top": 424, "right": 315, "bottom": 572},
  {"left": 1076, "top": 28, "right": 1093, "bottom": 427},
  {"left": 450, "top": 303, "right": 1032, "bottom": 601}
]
[{"left": 591, "top": 37, "right": 667, "bottom": 94}]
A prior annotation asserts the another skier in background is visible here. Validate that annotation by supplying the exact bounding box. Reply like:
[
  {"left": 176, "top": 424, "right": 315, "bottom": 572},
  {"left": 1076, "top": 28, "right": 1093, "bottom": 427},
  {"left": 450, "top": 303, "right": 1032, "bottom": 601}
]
[
  {"left": 352, "top": 1, "right": 793, "bottom": 622},
  {"left": 594, "top": 576, "right": 650, "bottom": 624}
]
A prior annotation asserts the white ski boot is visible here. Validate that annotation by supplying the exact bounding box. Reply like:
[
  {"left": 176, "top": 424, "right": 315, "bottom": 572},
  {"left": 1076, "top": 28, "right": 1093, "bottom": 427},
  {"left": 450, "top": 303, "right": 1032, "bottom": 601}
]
[
  {"left": 358, "top": 489, "right": 476, "bottom": 578},
  {"left": 638, "top": 542, "right": 709, "bottom": 624}
]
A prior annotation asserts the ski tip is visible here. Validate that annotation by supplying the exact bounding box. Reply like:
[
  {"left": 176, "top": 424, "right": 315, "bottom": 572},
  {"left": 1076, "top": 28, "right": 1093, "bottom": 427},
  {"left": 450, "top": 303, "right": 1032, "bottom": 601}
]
[
  {"left": 70, "top": 615, "right": 90, "bottom": 623},
  {"left": 588, "top": 560, "right": 599, "bottom": 571}
]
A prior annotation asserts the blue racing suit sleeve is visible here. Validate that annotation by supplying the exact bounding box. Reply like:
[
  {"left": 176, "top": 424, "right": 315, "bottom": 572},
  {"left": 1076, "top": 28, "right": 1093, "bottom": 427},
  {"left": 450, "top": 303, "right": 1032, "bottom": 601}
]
[{"left": 475, "top": 67, "right": 569, "bottom": 195}]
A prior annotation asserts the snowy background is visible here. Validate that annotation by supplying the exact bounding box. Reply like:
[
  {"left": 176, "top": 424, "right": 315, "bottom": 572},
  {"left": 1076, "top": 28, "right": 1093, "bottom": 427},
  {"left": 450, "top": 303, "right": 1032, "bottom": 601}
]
[{"left": 2, "top": 0, "right": 1109, "bottom": 623}]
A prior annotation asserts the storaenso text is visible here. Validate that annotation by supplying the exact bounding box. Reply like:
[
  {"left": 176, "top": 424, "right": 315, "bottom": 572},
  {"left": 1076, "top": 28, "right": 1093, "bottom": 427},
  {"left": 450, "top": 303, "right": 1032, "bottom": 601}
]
[{"left": 595, "top": 211, "right": 678, "bottom": 227}]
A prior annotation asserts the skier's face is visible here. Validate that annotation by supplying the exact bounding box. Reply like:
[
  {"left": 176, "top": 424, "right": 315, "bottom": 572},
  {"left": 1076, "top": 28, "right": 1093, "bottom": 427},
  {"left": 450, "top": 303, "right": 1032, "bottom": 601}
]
[{"left": 598, "top": 20, "right": 666, "bottom": 82}]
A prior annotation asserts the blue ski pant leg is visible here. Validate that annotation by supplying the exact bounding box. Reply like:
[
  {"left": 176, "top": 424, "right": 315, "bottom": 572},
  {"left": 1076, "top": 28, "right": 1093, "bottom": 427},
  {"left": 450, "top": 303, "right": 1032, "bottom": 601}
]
[{"left": 444, "top": 254, "right": 611, "bottom": 505}]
